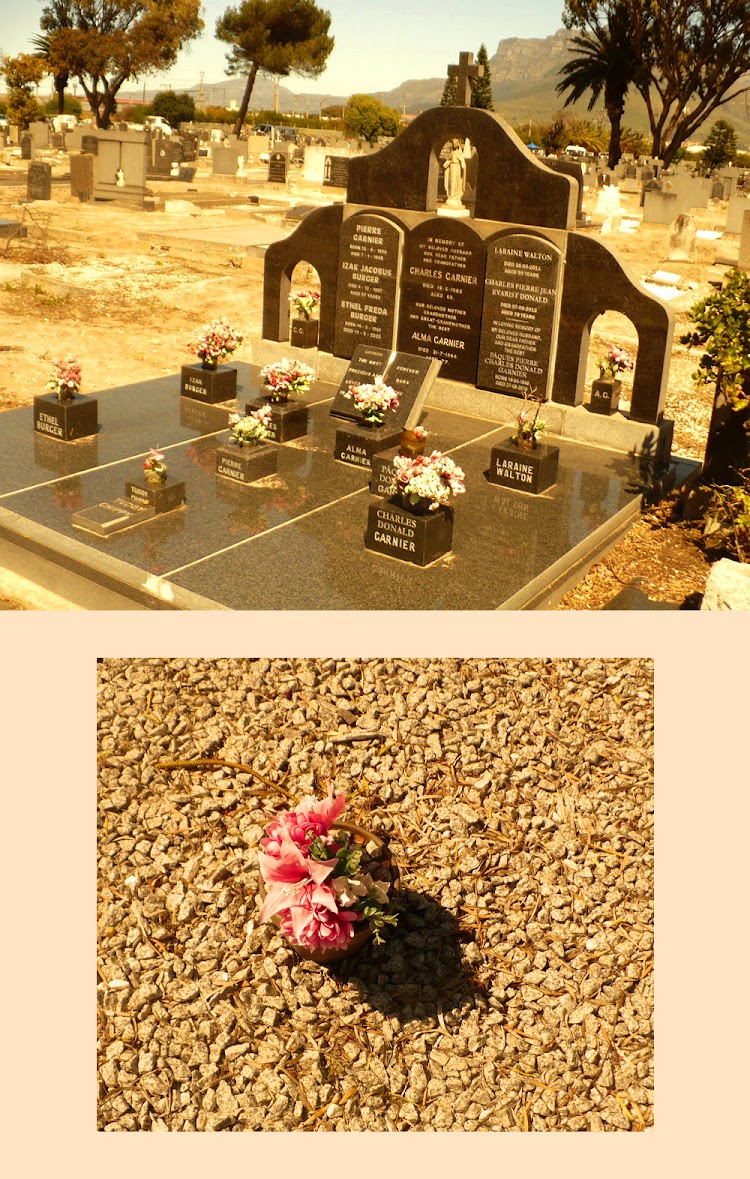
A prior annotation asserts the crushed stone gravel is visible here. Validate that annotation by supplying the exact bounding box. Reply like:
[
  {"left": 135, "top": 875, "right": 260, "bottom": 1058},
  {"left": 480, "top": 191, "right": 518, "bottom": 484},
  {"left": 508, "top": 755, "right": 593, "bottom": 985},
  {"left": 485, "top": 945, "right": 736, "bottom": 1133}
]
[{"left": 97, "top": 657, "right": 654, "bottom": 1132}]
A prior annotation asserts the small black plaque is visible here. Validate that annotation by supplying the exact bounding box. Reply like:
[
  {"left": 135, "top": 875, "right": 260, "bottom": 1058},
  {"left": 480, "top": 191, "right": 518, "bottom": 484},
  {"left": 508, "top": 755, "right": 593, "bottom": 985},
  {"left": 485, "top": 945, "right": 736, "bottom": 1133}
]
[
  {"left": 365, "top": 499, "right": 454, "bottom": 566},
  {"left": 487, "top": 435, "right": 559, "bottom": 494},
  {"left": 588, "top": 378, "right": 621, "bottom": 415},
  {"left": 216, "top": 443, "right": 277, "bottom": 484},
  {"left": 33, "top": 393, "right": 98, "bottom": 442},
  {"left": 180, "top": 363, "right": 237, "bottom": 404},
  {"left": 245, "top": 397, "right": 309, "bottom": 443},
  {"left": 81, "top": 135, "right": 98, "bottom": 155},
  {"left": 125, "top": 478, "right": 186, "bottom": 514},
  {"left": 370, "top": 446, "right": 399, "bottom": 497},
  {"left": 290, "top": 319, "right": 319, "bottom": 349},
  {"left": 334, "top": 423, "right": 401, "bottom": 469},
  {"left": 72, "top": 497, "right": 155, "bottom": 536}
]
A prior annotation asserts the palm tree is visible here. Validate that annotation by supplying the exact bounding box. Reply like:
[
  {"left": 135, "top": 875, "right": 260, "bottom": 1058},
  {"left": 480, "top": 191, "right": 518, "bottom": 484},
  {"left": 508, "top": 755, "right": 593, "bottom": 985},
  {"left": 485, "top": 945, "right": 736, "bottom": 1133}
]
[
  {"left": 556, "top": 2, "right": 646, "bottom": 168},
  {"left": 31, "top": 32, "right": 69, "bottom": 116}
]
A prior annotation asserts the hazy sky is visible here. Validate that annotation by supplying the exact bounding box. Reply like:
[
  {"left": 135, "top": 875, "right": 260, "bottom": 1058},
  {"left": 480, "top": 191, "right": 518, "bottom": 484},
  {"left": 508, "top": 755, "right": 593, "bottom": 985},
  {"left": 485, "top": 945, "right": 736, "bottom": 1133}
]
[{"left": 2, "top": 0, "right": 566, "bottom": 96}]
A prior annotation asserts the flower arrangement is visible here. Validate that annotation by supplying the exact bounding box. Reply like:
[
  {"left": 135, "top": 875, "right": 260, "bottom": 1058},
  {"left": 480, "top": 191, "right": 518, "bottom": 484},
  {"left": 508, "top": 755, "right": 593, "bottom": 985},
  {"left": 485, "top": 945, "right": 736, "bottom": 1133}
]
[
  {"left": 258, "top": 787, "right": 397, "bottom": 954},
  {"left": 259, "top": 357, "right": 316, "bottom": 401},
  {"left": 393, "top": 450, "right": 466, "bottom": 510},
  {"left": 344, "top": 377, "right": 400, "bottom": 425},
  {"left": 143, "top": 448, "right": 167, "bottom": 483},
  {"left": 47, "top": 355, "right": 81, "bottom": 402},
  {"left": 189, "top": 319, "right": 244, "bottom": 368},
  {"left": 599, "top": 344, "right": 635, "bottom": 379},
  {"left": 229, "top": 405, "right": 273, "bottom": 447},
  {"left": 513, "top": 403, "right": 547, "bottom": 447},
  {"left": 289, "top": 290, "right": 320, "bottom": 321}
]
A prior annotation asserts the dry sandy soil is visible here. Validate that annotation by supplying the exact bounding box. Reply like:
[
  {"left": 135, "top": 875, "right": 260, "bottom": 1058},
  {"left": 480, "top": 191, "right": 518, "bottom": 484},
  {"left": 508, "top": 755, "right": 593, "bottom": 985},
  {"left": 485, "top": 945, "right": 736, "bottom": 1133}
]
[{"left": 0, "top": 162, "right": 733, "bottom": 609}]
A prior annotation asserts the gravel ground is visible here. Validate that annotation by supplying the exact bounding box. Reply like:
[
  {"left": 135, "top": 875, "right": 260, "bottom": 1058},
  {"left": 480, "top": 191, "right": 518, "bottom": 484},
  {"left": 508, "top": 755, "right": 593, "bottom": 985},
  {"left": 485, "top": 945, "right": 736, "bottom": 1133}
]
[{"left": 97, "top": 657, "right": 654, "bottom": 1132}]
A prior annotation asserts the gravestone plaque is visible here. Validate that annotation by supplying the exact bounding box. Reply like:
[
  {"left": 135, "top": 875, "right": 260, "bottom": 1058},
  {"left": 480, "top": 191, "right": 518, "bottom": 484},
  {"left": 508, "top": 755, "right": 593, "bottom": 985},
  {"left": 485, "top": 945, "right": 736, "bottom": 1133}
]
[
  {"left": 20, "top": 134, "right": 32, "bottom": 160},
  {"left": 477, "top": 233, "right": 562, "bottom": 397},
  {"left": 268, "top": 151, "right": 288, "bottom": 183},
  {"left": 81, "top": 135, "right": 99, "bottom": 155},
  {"left": 330, "top": 346, "right": 440, "bottom": 431},
  {"left": 396, "top": 219, "right": 484, "bottom": 383},
  {"left": 323, "top": 155, "right": 350, "bottom": 188},
  {"left": 333, "top": 213, "right": 403, "bottom": 358},
  {"left": 27, "top": 161, "right": 52, "bottom": 202},
  {"left": 69, "top": 152, "right": 95, "bottom": 201},
  {"left": 72, "top": 497, "right": 154, "bottom": 536},
  {"left": 330, "top": 345, "right": 391, "bottom": 418}
]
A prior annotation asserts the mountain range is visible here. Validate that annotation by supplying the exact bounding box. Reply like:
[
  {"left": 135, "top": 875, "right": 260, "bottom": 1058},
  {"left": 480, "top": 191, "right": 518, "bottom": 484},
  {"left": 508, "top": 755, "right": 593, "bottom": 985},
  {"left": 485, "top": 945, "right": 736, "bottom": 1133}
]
[{"left": 125, "top": 28, "right": 750, "bottom": 147}]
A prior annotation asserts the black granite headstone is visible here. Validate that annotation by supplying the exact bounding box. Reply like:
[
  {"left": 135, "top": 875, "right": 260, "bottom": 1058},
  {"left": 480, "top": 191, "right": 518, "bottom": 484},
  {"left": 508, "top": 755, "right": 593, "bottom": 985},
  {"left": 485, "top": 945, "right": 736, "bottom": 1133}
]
[
  {"left": 333, "top": 213, "right": 403, "bottom": 358},
  {"left": 330, "top": 346, "right": 440, "bottom": 432},
  {"left": 81, "top": 135, "right": 98, "bottom": 155},
  {"left": 365, "top": 499, "right": 454, "bottom": 566},
  {"left": 20, "top": 135, "right": 32, "bottom": 160},
  {"left": 216, "top": 443, "right": 277, "bottom": 484},
  {"left": 27, "top": 161, "right": 52, "bottom": 202},
  {"left": 477, "top": 233, "right": 562, "bottom": 397},
  {"left": 268, "top": 151, "right": 288, "bottom": 183},
  {"left": 396, "top": 218, "right": 484, "bottom": 383},
  {"left": 323, "top": 155, "right": 350, "bottom": 188}
]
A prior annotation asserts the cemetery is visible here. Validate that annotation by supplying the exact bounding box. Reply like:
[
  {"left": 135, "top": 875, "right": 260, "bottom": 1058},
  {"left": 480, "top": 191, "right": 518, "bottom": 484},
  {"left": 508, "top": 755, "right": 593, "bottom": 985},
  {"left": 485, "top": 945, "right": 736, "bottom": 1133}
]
[
  {"left": 0, "top": 62, "right": 748, "bottom": 609},
  {"left": 97, "top": 655, "right": 655, "bottom": 1131}
]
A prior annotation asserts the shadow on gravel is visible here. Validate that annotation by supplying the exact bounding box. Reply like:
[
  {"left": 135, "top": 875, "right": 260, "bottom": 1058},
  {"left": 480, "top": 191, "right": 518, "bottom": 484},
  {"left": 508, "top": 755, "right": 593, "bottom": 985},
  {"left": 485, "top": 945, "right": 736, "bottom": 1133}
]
[{"left": 322, "top": 889, "right": 486, "bottom": 1020}]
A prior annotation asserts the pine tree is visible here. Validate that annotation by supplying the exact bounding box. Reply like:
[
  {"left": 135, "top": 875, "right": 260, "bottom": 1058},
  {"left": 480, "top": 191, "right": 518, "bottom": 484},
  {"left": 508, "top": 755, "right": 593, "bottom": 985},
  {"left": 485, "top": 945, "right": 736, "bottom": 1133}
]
[
  {"left": 700, "top": 120, "right": 737, "bottom": 175},
  {"left": 470, "top": 43, "right": 494, "bottom": 110},
  {"left": 440, "top": 75, "right": 457, "bottom": 106}
]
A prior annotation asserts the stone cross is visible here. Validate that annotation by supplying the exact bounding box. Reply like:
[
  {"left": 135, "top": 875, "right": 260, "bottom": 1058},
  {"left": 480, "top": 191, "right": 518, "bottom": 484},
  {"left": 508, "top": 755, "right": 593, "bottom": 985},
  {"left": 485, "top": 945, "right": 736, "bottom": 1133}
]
[{"left": 448, "top": 51, "right": 483, "bottom": 107}]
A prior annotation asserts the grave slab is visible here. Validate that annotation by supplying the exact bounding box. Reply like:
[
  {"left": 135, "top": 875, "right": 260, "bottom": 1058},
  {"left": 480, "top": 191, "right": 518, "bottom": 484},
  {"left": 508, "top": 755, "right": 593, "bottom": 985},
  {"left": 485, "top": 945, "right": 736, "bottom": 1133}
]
[{"left": 0, "top": 368, "right": 698, "bottom": 610}]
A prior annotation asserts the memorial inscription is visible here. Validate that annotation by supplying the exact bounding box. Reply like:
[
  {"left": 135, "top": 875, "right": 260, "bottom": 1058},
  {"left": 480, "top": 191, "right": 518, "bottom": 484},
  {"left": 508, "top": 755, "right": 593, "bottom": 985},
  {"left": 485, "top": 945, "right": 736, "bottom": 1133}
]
[
  {"left": 323, "top": 155, "right": 350, "bottom": 188},
  {"left": 330, "top": 345, "right": 440, "bottom": 430},
  {"left": 396, "top": 219, "right": 483, "bottom": 383},
  {"left": 268, "top": 151, "right": 288, "bottom": 183},
  {"left": 477, "top": 233, "right": 562, "bottom": 396},
  {"left": 333, "top": 213, "right": 403, "bottom": 358},
  {"left": 27, "top": 161, "right": 52, "bottom": 202}
]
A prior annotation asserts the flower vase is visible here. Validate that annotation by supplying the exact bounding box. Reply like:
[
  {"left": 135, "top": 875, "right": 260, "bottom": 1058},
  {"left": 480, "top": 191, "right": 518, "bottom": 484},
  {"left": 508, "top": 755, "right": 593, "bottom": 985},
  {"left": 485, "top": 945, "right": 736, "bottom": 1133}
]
[
  {"left": 201, "top": 356, "right": 218, "bottom": 371},
  {"left": 399, "top": 429, "right": 425, "bottom": 458},
  {"left": 515, "top": 436, "right": 536, "bottom": 452},
  {"left": 400, "top": 493, "right": 433, "bottom": 515},
  {"left": 263, "top": 385, "right": 289, "bottom": 405},
  {"left": 262, "top": 822, "right": 399, "bottom": 966}
]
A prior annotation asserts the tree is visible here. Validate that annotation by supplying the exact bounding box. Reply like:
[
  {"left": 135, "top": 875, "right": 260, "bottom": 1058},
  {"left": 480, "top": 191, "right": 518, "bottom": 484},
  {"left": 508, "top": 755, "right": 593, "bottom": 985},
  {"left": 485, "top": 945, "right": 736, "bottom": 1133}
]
[
  {"left": 0, "top": 53, "right": 46, "bottom": 128},
  {"left": 699, "top": 119, "right": 738, "bottom": 174},
  {"left": 563, "top": 1, "right": 750, "bottom": 167},
  {"left": 470, "top": 43, "right": 494, "bottom": 110},
  {"left": 216, "top": 0, "right": 333, "bottom": 137},
  {"left": 40, "top": 1, "right": 204, "bottom": 129},
  {"left": 557, "top": 1, "right": 643, "bottom": 168},
  {"left": 343, "top": 94, "right": 399, "bottom": 144},
  {"left": 539, "top": 115, "right": 568, "bottom": 155},
  {"left": 440, "top": 75, "right": 457, "bottom": 106},
  {"left": 152, "top": 90, "right": 196, "bottom": 129},
  {"left": 33, "top": 1, "right": 75, "bottom": 115}
]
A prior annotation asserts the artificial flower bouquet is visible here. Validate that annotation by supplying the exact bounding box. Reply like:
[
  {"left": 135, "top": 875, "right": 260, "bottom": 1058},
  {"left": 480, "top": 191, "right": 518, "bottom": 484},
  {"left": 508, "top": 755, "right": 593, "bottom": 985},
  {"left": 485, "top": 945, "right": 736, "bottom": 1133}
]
[
  {"left": 393, "top": 450, "right": 466, "bottom": 510},
  {"left": 599, "top": 344, "right": 634, "bottom": 379},
  {"left": 289, "top": 290, "right": 320, "bottom": 320},
  {"left": 258, "top": 787, "right": 398, "bottom": 957},
  {"left": 143, "top": 447, "right": 167, "bottom": 483},
  {"left": 47, "top": 355, "right": 82, "bottom": 402},
  {"left": 189, "top": 318, "right": 244, "bottom": 367},
  {"left": 513, "top": 403, "right": 547, "bottom": 446},
  {"left": 344, "top": 377, "right": 400, "bottom": 425},
  {"left": 229, "top": 405, "right": 273, "bottom": 447},
  {"left": 259, "top": 357, "right": 316, "bottom": 400}
]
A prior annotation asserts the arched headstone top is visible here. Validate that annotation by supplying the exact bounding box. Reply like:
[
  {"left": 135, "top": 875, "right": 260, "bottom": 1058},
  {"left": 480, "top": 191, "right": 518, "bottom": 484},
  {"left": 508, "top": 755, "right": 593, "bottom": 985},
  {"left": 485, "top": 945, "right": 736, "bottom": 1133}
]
[{"left": 347, "top": 106, "right": 577, "bottom": 230}]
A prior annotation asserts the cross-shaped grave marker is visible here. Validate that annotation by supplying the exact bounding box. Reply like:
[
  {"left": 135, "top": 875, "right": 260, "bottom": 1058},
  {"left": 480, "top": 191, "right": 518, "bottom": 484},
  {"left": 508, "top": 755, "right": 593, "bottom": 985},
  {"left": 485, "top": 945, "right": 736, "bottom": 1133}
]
[{"left": 447, "top": 51, "right": 484, "bottom": 107}]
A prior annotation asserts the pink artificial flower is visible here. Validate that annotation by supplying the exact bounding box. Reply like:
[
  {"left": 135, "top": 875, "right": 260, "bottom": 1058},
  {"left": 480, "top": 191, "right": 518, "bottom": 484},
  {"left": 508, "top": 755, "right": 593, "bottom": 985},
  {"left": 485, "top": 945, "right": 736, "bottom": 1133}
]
[
  {"left": 260, "top": 785, "right": 346, "bottom": 858},
  {"left": 278, "top": 883, "right": 361, "bottom": 951},
  {"left": 258, "top": 827, "right": 339, "bottom": 923}
]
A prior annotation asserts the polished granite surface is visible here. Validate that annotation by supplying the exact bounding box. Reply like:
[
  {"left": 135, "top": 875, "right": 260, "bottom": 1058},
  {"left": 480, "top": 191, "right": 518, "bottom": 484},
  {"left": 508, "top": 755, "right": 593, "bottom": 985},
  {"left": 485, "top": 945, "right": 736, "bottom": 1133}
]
[{"left": 0, "top": 363, "right": 653, "bottom": 609}]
